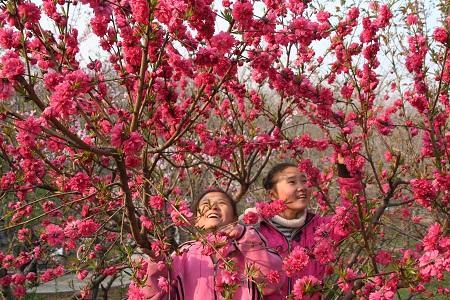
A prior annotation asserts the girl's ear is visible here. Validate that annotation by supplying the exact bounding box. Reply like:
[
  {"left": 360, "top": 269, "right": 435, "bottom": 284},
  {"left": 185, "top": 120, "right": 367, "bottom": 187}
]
[{"left": 267, "top": 188, "right": 278, "bottom": 201}]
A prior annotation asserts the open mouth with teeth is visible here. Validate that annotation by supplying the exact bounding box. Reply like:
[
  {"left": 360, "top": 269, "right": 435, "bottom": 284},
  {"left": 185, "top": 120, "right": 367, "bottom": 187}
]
[{"left": 207, "top": 212, "right": 221, "bottom": 219}]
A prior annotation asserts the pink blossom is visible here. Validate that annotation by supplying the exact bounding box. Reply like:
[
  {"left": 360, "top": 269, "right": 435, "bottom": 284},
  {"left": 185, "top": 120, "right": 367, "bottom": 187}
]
[
  {"left": 123, "top": 132, "right": 145, "bottom": 155},
  {"left": 341, "top": 84, "right": 354, "bottom": 99},
  {"left": 44, "top": 224, "right": 64, "bottom": 247},
  {"left": 12, "top": 284, "right": 25, "bottom": 298},
  {"left": 369, "top": 289, "right": 395, "bottom": 300},
  {"left": 215, "top": 264, "right": 240, "bottom": 293},
  {"left": 66, "top": 172, "right": 91, "bottom": 194},
  {"left": 433, "top": 27, "right": 448, "bottom": 43},
  {"left": 242, "top": 211, "right": 259, "bottom": 225},
  {"left": 422, "top": 223, "right": 441, "bottom": 251},
  {"left": 316, "top": 11, "right": 331, "bottom": 23},
  {"left": 64, "top": 220, "right": 81, "bottom": 239},
  {"left": 0, "top": 80, "right": 13, "bottom": 100},
  {"left": 18, "top": 2, "right": 41, "bottom": 24},
  {"left": 266, "top": 270, "right": 281, "bottom": 284},
  {"left": 203, "top": 139, "right": 218, "bottom": 156},
  {"left": 12, "top": 273, "right": 25, "bottom": 285},
  {"left": 0, "top": 51, "right": 24, "bottom": 79},
  {"left": 47, "top": 70, "right": 92, "bottom": 118},
  {"left": 169, "top": 199, "right": 193, "bottom": 226},
  {"left": 149, "top": 195, "right": 165, "bottom": 210},
  {"left": 26, "top": 272, "right": 36, "bottom": 282},
  {"left": 346, "top": 7, "right": 360, "bottom": 21},
  {"left": 232, "top": 1, "right": 253, "bottom": 28},
  {"left": 313, "top": 239, "right": 336, "bottom": 264},
  {"left": 201, "top": 232, "right": 230, "bottom": 257},
  {"left": 410, "top": 178, "right": 437, "bottom": 208},
  {"left": 375, "top": 250, "right": 392, "bottom": 265},
  {"left": 77, "top": 269, "right": 89, "bottom": 280},
  {"left": 157, "top": 276, "right": 170, "bottom": 292},
  {"left": 0, "top": 28, "right": 20, "bottom": 49},
  {"left": 375, "top": 4, "right": 393, "bottom": 28},
  {"left": 78, "top": 219, "right": 100, "bottom": 237},
  {"left": 139, "top": 215, "right": 154, "bottom": 231},
  {"left": 406, "top": 14, "right": 418, "bottom": 25},
  {"left": 91, "top": 6, "right": 111, "bottom": 36},
  {"left": 128, "top": 282, "right": 145, "bottom": 300},
  {"left": 130, "top": 0, "right": 149, "bottom": 24},
  {"left": 292, "top": 275, "right": 320, "bottom": 299},
  {"left": 40, "top": 266, "right": 65, "bottom": 283},
  {"left": 17, "top": 228, "right": 30, "bottom": 242},
  {"left": 1, "top": 171, "right": 16, "bottom": 189},
  {"left": 110, "top": 123, "right": 124, "bottom": 147},
  {"left": 283, "top": 247, "right": 310, "bottom": 277},
  {"left": 210, "top": 31, "right": 236, "bottom": 55},
  {"left": 103, "top": 266, "right": 117, "bottom": 276},
  {"left": 256, "top": 199, "right": 287, "bottom": 219}
]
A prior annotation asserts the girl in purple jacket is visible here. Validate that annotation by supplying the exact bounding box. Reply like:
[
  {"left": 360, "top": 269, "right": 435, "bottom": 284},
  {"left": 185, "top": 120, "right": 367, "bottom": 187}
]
[
  {"left": 129, "top": 188, "right": 285, "bottom": 300},
  {"left": 244, "top": 162, "right": 361, "bottom": 299}
]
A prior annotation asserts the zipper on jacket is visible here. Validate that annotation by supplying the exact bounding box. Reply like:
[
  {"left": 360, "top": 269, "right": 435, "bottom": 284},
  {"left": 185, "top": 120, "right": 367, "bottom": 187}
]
[
  {"left": 264, "top": 213, "right": 316, "bottom": 295},
  {"left": 213, "top": 259, "right": 218, "bottom": 300}
]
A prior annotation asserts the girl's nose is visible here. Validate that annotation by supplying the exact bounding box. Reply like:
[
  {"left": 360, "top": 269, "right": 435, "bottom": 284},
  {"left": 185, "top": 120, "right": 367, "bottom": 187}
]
[{"left": 297, "top": 183, "right": 306, "bottom": 191}]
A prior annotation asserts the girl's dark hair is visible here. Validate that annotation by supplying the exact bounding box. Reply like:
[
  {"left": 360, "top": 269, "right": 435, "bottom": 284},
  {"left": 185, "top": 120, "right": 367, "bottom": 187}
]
[
  {"left": 263, "top": 162, "right": 298, "bottom": 190},
  {"left": 192, "top": 187, "right": 237, "bottom": 218}
]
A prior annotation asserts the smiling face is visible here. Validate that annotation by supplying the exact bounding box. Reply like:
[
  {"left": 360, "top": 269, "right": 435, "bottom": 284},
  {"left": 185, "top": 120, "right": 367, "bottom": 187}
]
[
  {"left": 194, "top": 192, "right": 236, "bottom": 231},
  {"left": 269, "top": 166, "right": 311, "bottom": 219}
]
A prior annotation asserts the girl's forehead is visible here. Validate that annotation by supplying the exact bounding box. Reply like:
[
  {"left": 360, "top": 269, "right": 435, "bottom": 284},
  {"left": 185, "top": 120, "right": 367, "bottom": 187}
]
[
  {"left": 277, "top": 167, "right": 306, "bottom": 178},
  {"left": 278, "top": 167, "right": 306, "bottom": 176},
  {"left": 199, "top": 192, "right": 230, "bottom": 204}
]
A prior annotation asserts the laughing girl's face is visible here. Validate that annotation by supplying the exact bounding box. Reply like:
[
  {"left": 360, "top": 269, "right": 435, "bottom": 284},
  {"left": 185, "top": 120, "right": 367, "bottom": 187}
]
[
  {"left": 269, "top": 166, "right": 311, "bottom": 219},
  {"left": 195, "top": 192, "right": 236, "bottom": 231}
]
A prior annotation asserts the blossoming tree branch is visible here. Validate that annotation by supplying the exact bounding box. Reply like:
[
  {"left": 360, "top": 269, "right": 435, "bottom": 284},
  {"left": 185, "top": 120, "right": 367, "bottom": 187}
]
[{"left": 0, "top": 0, "right": 449, "bottom": 299}]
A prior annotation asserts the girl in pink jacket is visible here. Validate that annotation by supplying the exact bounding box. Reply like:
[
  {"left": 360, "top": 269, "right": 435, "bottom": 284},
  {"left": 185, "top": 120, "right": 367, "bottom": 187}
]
[
  {"left": 129, "top": 188, "right": 285, "bottom": 300},
  {"left": 243, "top": 162, "right": 362, "bottom": 299}
]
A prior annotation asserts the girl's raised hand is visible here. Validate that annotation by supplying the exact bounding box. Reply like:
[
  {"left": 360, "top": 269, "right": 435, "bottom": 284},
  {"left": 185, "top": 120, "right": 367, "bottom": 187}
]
[{"left": 218, "top": 222, "right": 244, "bottom": 239}]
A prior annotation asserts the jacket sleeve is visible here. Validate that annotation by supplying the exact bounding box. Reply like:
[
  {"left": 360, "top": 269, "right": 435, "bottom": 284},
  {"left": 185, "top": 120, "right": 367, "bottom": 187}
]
[
  {"left": 234, "top": 226, "right": 286, "bottom": 295},
  {"left": 135, "top": 252, "right": 184, "bottom": 300},
  {"left": 336, "top": 163, "right": 364, "bottom": 196}
]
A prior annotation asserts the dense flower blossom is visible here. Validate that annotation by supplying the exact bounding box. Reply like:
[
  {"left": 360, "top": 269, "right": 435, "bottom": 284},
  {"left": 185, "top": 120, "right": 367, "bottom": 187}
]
[
  {"left": 46, "top": 70, "right": 92, "bottom": 118},
  {"left": 0, "top": 0, "right": 448, "bottom": 298},
  {"left": 232, "top": 1, "right": 253, "bottom": 28},
  {"left": 139, "top": 215, "right": 154, "bottom": 231},
  {"left": 1, "top": 51, "right": 24, "bottom": 79},
  {"left": 157, "top": 276, "right": 170, "bottom": 292},
  {"left": 292, "top": 275, "right": 320, "bottom": 299},
  {"left": 77, "top": 269, "right": 89, "bottom": 280},
  {"left": 78, "top": 219, "right": 100, "bottom": 237},
  {"left": 44, "top": 224, "right": 64, "bottom": 247},
  {"left": 0, "top": 28, "right": 20, "bottom": 49},
  {"left": 169, "top": 199, "right": 193, "bottom": 226},
  {"left": 255, "top": 199, "right": 287, "bottom": 219},
  {"left": 148, "top": 195, "right": 165, "bottom": 210},
  {"left": 410, "top": 178, "right": 437, "bottom": 208},
  {"left": 199, "top": 233, "right": 232, "bottom": 263},
  {"left": 406, "top": 14, "right": 418, "bottom": 25},
  {"left": 128, "top": 283, "right": 145, "bottom": 300},
  {"left": 129, "top": 0, "right": 149, "bottom": 24},
  {"left": 242, "top": 211, "right": 259, "bottom": 224},
  {"left": 266, "top": 270, "right": 281, "bottom": 284},
  {"left": 433, "top": 27, "right": 448, "bottom": 44},
  {"left": 375, "top": 250, "right": 392, "bottom": 265},
  {"left": 210, "top": 31, "right": 236, "bottom": 55},
  {"left": 18, "top": 2, "right": 41, "bottom": 25},
  {"left": 0, "top": 80, "right": 13, "bottom": 100},
  {"left": 283, "top": 247, "right": 309, "bottom": 277}
]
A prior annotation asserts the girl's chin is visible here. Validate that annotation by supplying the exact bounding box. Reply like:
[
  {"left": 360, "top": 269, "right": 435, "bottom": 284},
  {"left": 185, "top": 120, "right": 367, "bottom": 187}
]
[
  {"left": 202, "top": 221, "right": 222, "bottom": 231},
  {"left": 286, "top": 204, "right": 308, "bottom": 212}
]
